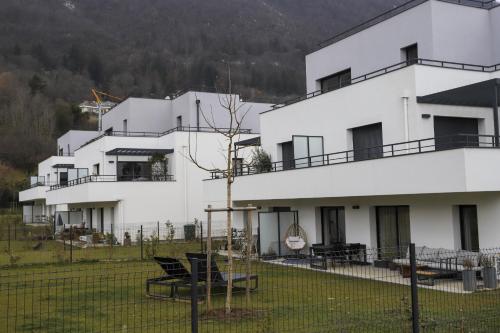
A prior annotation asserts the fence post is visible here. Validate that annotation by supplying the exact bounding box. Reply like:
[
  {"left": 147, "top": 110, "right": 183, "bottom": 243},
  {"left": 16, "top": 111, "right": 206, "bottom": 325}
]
[
  {"left": 140, "top": 225, "right": 144, "bottom": 260},
  {"left": 69, "top": 226, "right": 73, "bottom": 264},
  {"left": 7, "top": 224, "right": 11, "bottom": 253},
  {"left": 191, "top": 258, "right": 199, "bottom": 333},
  {"left": 200, "top": 222, "right": 204, "bottom": 253},
  {"left": 410, "top": 243, "right": 420, "bottom": 333}
]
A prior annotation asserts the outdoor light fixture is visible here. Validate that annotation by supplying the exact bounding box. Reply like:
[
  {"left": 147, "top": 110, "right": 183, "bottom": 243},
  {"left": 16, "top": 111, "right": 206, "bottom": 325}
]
[
  {"left": 352, "top": 205, "right": 360, "bottom": 210},
  {"left": 421, "top": 114, "right": 431, "bottom": 119}
]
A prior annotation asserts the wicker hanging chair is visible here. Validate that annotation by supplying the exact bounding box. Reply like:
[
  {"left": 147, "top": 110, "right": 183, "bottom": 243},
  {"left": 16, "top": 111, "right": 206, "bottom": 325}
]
[{"left": 284, "top": 222, "right": 307, "bottom": 252}]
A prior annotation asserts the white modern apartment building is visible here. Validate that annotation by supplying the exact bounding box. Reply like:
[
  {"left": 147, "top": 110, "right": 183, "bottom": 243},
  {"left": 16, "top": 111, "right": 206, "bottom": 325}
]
[
  {"left": 204, "top": 0, "right": 500, "bottom": 257},
  {"left": 19, "top": 91, "right": 271, "bottom": 240}
]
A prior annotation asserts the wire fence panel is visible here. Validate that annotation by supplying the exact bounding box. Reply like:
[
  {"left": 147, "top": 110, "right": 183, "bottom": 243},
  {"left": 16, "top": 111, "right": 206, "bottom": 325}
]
[{"left": 1, "top": 245, "right": 499, "bottom": 332}]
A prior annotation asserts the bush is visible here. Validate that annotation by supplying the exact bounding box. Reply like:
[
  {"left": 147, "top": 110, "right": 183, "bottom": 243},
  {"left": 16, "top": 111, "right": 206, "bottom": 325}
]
[{"left": 250, "top": 147, "right": 272, "bottom": 173}]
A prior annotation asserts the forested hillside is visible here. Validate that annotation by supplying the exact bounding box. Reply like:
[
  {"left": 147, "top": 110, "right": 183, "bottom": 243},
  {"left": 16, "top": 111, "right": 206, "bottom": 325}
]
[{"left": 0, "top": 0, "right": 405, "bottom": 205}]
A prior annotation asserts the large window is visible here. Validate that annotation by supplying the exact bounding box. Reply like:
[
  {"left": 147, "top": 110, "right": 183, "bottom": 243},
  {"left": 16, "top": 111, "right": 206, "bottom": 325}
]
[
  {"left": 322, "top": 207, "right": 346, "bottom": 245},
  {"left": 281, "top": 136, "right": 324, "bottom": 170},
  {"left": 293, "top": 136, "right": 324, "bottom": 168},
  {"left": 352, "top": 123, "right": 383, "bottom": 161},
  {"left": 117, "top": 162, "right": 152, "bottom": 181},
  {"left": 320, "top": 69, "right": 351, "bottom": 93},
  {"left": 376, "top": 206, "right": 411, "bottom": 259},
  {"left": 459, "top": 205, "right": 479, "bottom": 251},
  {"left": 434, "top": 116, "right": 479, "bottom": 150}
]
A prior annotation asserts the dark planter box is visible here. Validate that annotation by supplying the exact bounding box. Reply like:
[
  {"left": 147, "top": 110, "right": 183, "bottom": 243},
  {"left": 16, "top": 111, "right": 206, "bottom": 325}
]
[
  {"left": 483, "top": 267, "right": 497, "bottom": 289},
  {"left": 374, "top": 260, "right": 390, "bottom": 268},
  {"left": 463, "top": 270, "right": 477, "bottom": 292}
]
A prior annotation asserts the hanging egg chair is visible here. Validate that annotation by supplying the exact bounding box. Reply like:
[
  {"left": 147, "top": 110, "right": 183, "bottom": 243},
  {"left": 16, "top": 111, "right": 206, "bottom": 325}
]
[{"left": 284, "top": 222, "right": 307, "bottom": 253}]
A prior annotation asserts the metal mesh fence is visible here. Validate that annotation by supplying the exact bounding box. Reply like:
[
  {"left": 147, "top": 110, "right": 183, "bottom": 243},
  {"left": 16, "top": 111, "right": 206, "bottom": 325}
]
[{"left": 1, "top": 245, "right": 499, "bottom": 332}]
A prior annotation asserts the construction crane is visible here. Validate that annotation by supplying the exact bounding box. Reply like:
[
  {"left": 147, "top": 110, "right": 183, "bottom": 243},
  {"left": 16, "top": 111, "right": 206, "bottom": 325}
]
[{"left": 91, "top": 89, "right": 124, "bottom": 133}]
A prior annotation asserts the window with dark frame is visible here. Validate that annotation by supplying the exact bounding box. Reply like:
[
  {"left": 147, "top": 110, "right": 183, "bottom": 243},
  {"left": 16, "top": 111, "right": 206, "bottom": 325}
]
[
  {"left": 320, "top": 69, "right": 351, "bottom": 93},
  {"left": 176, "top": 116, "right": 182, "bottom": 129},
  {"left": 459, "top": 205, "right": 479, "bottom": 252},
  {"left": 403, "top": 44, "right": 418, "bottom": 65},
  {"left": 376, "top": 206, "right": 411, "bottom": 259}
]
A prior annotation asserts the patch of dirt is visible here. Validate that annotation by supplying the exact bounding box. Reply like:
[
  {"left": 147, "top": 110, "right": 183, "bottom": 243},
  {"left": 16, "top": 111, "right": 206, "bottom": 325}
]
[{"left": 200, "top": 307, "right": 268, "bottom": 321}]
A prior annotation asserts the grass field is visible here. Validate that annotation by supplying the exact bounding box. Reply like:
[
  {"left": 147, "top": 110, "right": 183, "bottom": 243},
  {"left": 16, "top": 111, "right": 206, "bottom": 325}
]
[
  {"left": 1, "top": 215, "right": 499, "bottom": 332},
  {"left": 1, "top": 256, "right": 500, "bottom": 333}
]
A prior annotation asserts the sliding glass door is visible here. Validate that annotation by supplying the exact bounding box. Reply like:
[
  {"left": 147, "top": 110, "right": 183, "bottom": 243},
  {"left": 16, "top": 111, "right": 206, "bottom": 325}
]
[
  {"left": 376, "top": 206, "right": 411, "bottom": 259},
  {"left": 321, "top": 207, "right": 346, "bottom": 245},
  {"left": 459, "top": 205, "right": 479, "bottom": 251}
]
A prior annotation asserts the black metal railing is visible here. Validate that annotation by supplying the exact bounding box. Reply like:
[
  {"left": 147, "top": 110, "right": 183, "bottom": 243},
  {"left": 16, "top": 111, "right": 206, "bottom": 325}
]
[
  {"left": 269, "top": 58, "right": 500, "bottom": 111},
  {"left": 2, "top": 244, "right": 500, "bottom": 332},
  {"left": 49, "top": 174, "right": 175, "bottom": 191},
  {"left": 318, "top": 0, "right": 499, "bottom": 49},
  {"left": 79, "top": 127, "right": 254, "bottom": 150},
  {"left": 210, "top": 134, "right": 500, "bottom": 179}
]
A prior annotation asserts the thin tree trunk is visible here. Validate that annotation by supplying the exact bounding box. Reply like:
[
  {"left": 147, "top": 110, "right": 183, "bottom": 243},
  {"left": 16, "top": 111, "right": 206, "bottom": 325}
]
[
  {"left": 225, "top": 139, "right": 233, "bottom": 315},
  {"left": 245, "top": 204, "right": 253, "bottom": 304},
  {"left": 206, "top": 205, "right": 212, "bottom": 312}
]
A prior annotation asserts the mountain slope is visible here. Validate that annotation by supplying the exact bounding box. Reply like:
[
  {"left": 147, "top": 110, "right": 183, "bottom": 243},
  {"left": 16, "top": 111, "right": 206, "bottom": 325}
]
[{"left": 0, "top": 0, "right": 406, "bottom": 175}]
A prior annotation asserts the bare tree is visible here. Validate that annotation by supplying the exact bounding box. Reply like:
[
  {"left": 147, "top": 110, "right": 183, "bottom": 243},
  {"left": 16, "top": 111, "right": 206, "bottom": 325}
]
[{"left": 187, "top": 69, "right": 251, "bottom": 315}]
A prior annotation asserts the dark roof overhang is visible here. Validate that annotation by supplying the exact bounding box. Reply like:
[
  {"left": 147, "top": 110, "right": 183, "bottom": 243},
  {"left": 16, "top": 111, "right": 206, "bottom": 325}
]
[
  {"left": 105, "top": 148, "right": 174, "bottom": 156},
  {"left": 417, "top": 79, "right": 500, "bottom": 107},
  {"left": 235, "top": 136, "right": 261, "bottom": 147},
  {"left": 52, "top": 164, "right": 75, "bottom": 168}
]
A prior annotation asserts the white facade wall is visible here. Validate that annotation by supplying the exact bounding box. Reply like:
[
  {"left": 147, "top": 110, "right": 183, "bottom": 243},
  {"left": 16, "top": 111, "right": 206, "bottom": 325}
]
[
  {"left": 101, "top": 92, "right": 269, "bottom": 135},
  {"left": 57, "top": 130, "right": 99, "bottom": 155},
  {"left": 491, "top": 6, "right": 500, "bottom": 64},
  {"left": 47, "top": 131, "right": 257, "bottom": 234},
  {"left": 208, "top": 193, "right": 500, "bottom": 250},
  {"left": 305, "top": 0, "right": 499, "bottom": 93},
  {"left": 101, "top": 98, "right": 172, "bottom": 133},
  {"left": 260, "top": 66, "right": 499, "bottom": 162}
]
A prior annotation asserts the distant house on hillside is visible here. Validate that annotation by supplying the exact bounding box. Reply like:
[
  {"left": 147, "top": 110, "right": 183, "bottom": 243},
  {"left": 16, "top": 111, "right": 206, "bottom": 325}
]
[{"left": 79, "top": 101, "right": 116, "bottom": 115}]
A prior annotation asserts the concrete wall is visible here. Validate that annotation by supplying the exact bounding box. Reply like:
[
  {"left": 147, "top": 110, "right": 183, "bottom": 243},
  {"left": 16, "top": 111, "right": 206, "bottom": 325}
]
[
  {"left": 490, "top": 6, "right": 500, "bottom": 64},
  {"left": 102, "top": 98, "right": 172, "bottom": 133},
  {"left": 172, "top": 92, "right": 270, "bottom": 132},
  {"left": 305, "top": 0, "right": 498, "bottom": 93},
  {"left": 260, "top": 66, "right": 498, "bottom": 163},
  {"left": 47, "top": 131, "right": 257, "bottom": 233},
  {"left": 223, "top": 192, "right": 500, "bottom": 250},
  {"left": 101, "top": 92, "right": 269, "bottom": 135},
  {"left": 57, "top": 130, "right": 99, "bottom": 155}
]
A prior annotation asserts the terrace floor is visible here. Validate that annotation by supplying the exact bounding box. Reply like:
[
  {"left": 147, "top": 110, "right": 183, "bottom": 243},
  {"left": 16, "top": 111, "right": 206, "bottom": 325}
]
[{"left": 266, "top": 257, "right": 494, "bottom": 294}]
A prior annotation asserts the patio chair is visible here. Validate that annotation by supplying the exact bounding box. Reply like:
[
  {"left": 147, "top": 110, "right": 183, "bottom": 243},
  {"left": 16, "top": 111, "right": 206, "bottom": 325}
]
[
  {"left": 185, "top": 253, "right": 258, "bottom": 292},
  {"left": 146, "top": 257, "right": 192, "bottom": 300}
]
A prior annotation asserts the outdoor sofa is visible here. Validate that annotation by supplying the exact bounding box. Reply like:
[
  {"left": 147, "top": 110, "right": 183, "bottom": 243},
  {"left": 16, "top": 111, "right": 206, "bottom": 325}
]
[{"left": 392, "top": 246, "right": 482, "bottom": 272}]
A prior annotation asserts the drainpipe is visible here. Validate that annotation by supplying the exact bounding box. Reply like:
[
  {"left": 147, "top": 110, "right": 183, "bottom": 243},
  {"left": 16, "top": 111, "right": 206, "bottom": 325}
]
[
  {"left": 182, "top": 146, "right": 189, "bottom": 223},
  {"left": 196, "top": 99, "right": 201, "bottom": 131},
  {"left": 402, "top": 95, "right": 410, "bottom": 152},
  {"left": 493, "top": 83, "right": 499, "bottom": 147}
]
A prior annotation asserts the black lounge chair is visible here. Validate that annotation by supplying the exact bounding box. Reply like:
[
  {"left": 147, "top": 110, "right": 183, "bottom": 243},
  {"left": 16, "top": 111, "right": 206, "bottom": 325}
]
[
  {"left": 185, "top": 252, "right": 258, "bottom": 292},
  {"left": 146, "top": 256, "right": 192, "bottom": 300}
]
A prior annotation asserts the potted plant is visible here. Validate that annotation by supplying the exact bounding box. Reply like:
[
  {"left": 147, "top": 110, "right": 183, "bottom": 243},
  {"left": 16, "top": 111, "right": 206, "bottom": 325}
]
[
  {"left": 481, "top": 255, "right": 497, "bottom": 289},
  {"left": 123, "top": 232, "right": 132, "bottom": 246},
  {"left": 462, "top": 258, "right": 477, "bottom": 292}
]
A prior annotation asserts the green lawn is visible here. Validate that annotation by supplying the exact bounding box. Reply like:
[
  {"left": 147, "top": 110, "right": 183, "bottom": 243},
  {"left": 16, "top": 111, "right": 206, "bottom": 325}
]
[
  {"left": 0, "top": 239, "right": 203, "bottom": 266},
  {"left": 1, "top": 257, "right": 500, "bottom": 333}
]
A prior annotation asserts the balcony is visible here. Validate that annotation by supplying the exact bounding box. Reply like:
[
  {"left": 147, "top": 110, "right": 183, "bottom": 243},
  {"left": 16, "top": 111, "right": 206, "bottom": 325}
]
[
  {"left": 269, "top": 59, "right": 500, "bottom": 111},
  {"left": 206, "top": 134, "right": 500, "bottom": 202},
  {"left": 49, "top": 174, "right": 175, "bottom": 191},
  {"left": 46, "top": 175, "right": 179, "bottom": 206}
]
